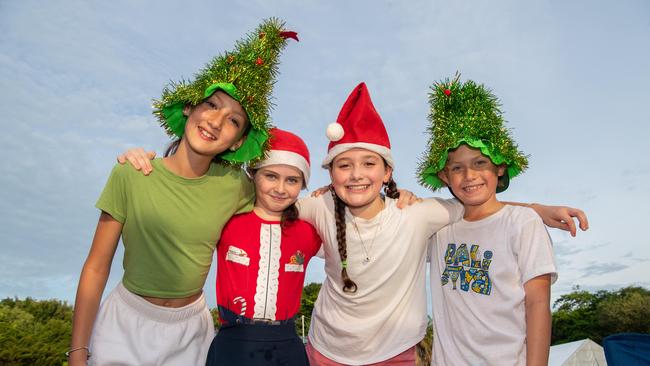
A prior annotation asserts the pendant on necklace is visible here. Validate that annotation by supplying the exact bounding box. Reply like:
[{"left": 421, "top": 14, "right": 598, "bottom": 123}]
[{"left": 363, "top": 257, "right": 370, "bottom": 264}]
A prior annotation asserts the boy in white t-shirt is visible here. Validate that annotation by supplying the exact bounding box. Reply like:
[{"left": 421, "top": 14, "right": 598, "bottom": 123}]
[{"left": 418, "top": 76, "right": 557, "bottom": 366}]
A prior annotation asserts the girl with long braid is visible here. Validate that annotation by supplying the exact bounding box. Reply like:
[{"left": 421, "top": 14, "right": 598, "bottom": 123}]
[
  {"left": 298, "top": 82, "right": 466, "bottom": 364},
  {"left": 297, "top": 82, "right": 587, "bottom": 365},
  {"left": 329, "top": 174, "right": 400, "bottom": 294}
]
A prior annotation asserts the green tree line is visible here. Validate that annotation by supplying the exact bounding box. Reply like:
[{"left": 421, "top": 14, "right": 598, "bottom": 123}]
[
  {"left": 551, "top": 285, "right": 650, "bottom": 345},
  {"left": 0, "top": 297, "right": 72, "bottom": 365},
  {"left": 1, "top": 285, "right": 648, "bottom": 365}
]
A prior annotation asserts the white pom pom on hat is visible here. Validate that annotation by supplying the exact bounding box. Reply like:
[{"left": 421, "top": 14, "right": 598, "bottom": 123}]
[{"left": 326, "top": 122, "right": 344, "bottom": 142}]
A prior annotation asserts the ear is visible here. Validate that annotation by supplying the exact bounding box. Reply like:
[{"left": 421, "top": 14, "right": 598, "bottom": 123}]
[
  {"left": 182, "top": 104, "right": 192, "bottom": 117},
  {"left": 497, "top": 165, "right": 506, "bottom": 177},
  {"left": 383, "top": 165, "right": 393, "bottom": 184},
  {"left": 229, "top": 134, "right": 247, "bottom": 151},
  {"left": 437, "top": 170, "right": 450, "bottom": 186}
]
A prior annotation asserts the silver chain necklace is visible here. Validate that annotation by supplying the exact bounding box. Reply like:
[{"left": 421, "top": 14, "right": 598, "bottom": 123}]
[{"left": 351, "top": 208, "right": 384, "bottom": 264}]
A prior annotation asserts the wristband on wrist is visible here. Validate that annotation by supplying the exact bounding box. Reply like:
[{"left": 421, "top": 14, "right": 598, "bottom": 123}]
[{"left": 65, "top": 346, "right": 91, "bottom": 359}]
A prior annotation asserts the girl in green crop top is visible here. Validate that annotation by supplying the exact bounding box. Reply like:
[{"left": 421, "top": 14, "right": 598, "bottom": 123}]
[{"left": 68, "top": 19, "right": 298, "bottom": 366}]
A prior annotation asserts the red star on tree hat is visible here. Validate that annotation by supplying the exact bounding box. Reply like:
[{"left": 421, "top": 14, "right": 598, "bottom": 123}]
[
  {"left": 252, "top": 128, "right": 311, "bottom": 187},
  {"left": 321, "top": 82, "right": 393, "bottom": 168}
]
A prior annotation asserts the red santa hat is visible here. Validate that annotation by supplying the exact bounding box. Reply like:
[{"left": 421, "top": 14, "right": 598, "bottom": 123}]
[
  {"left": 321, "top": 82, "right": 393, "bottom": 168},
  {"left": 252, "top": 127, "right": 311, "bottom": 187}
]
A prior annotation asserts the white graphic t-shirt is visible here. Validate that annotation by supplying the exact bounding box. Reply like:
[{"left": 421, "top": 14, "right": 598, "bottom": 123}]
[{"left": 430, "top": 205, "right": 557, "bottom": 366}]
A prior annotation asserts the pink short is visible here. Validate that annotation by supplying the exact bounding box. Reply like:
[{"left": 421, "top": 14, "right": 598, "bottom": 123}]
[{"left": 305, "top": 343, "right": 416, "bottom": 365}]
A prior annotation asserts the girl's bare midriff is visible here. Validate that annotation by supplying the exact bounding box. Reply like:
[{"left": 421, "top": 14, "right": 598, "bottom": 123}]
[{"left": 141, "top": 291, "right": 203, "bottom": 308}]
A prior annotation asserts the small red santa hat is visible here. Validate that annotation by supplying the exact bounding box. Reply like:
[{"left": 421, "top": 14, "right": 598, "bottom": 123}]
[
  {"left": 252, "top": 127, "right": 311, "bottom": 187},
  {"left": 321, "top": 82, "right": 393, "bottom": 168}
]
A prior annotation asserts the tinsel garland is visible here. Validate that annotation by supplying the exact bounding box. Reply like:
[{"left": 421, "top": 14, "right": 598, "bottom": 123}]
[{"left": 417, "top": 74, "right": 529, "bottom": 191}]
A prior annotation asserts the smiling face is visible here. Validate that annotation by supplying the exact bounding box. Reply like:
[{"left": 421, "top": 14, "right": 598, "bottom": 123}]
[
  {"left": 329, "top": 148, "right": 392, "bottom": 218},
  {"left": 181, "top": 90, "right": 249, "bottom": 159},
  {"left": 438, "top": 144, "right": 506, "bottom": 219},
  {"left": 253, "top": 164, "right": 304, "bottom": 221}
]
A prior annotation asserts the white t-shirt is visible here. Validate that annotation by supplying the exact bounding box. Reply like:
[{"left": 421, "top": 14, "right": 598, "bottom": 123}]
[
  {"left": 298, "top": 192, "right": 463, "bottom": 365},
  {"left": 429, "top": 205, "right": 557, "bottom": 366}
]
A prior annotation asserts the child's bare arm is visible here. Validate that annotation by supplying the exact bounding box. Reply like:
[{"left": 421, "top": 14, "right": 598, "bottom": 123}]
[
  {"left": 504, "top": 202, "right": 589, "bottom": 236},
  {"left": 115, "top": 148, "right": 590, "bottom": 236},
  {"left": 524, "top": 274, "right": 552, "bottom": 366},
  {"left": 69, "top": 213, "right": 122, "bottom": 366}
]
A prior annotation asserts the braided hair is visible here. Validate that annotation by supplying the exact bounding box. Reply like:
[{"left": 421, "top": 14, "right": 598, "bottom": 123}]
[
  {"left": 330, "top": 161, "right": 399, "bottom": 293},
  {"left": 330, "top": 185, "right": 356, "bottom": 293}
]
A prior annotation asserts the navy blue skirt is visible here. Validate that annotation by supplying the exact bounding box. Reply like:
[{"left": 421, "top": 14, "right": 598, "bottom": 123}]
[{"left": 205, "top": 322, "right": 309, "bottom": 366}]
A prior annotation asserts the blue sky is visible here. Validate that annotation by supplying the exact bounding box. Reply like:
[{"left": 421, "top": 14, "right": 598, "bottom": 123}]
[{"left": 1, "top": 0, "right": 648, "bottom": 309}]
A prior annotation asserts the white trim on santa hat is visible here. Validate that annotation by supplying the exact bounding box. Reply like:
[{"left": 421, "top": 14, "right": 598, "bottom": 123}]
[
  {"left": 253, "top": 150, "right": 311, "bottom": 187},
  {"left": 321, "top": 142, "right": 394, "bottom": 169}
]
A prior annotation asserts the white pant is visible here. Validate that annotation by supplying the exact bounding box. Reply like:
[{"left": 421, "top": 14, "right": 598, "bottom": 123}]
[{"left": 89, "top": 282, "right": 215, "bottom": 366}]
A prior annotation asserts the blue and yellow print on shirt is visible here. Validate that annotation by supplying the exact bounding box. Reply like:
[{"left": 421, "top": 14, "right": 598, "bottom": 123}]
[{"left": 441, "top": 243, "right": 492, "bottom": 295}]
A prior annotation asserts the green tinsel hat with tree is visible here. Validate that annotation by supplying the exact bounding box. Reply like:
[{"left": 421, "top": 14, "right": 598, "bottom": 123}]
[
  {"left": 152, "top": 18, "right": 299, "bottom": 165},
  {"left": 418, "top": 74, "right": 529, "bottom": 193}
]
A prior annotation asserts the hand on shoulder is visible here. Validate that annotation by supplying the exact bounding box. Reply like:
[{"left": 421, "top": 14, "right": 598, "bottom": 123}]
[
  {"left": 395, "top": 189, "right": 422, "bottom": 209},
  {"left": 116, "top": 147, "right": 156, "bottom": 175}
]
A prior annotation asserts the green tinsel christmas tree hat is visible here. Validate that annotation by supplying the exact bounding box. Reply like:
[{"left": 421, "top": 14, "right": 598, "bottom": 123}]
[
  {"left": 418, "top": 74, "right": 529, "bottom": 193},
  {"left": 152, "top": 18, "right": 299, "bottom": 165}
]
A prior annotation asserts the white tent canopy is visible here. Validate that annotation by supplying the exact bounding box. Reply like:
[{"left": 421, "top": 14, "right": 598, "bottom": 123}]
[{"left": 548, "top": 339, "right": 607, "bottom": 366}]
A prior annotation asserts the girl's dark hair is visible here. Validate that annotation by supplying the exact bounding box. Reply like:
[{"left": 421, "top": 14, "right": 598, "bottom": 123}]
[
  {"left": 330, "top": 158, "right": 399, "bottom": 293},
  {"left": 280, "top": 202, "right": 299, "bottom": 229},
  {"left": 164, "top": 139, "right": 181, "bottom": 158},
  {"left": 331, "top": 184, "right": 356, "bottom": 293},
  {"left": 384, "top": 175, "right": 400, "bottom": 199}
]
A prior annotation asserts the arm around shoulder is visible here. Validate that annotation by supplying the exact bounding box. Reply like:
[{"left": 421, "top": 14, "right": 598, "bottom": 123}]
[
  {"left": 296, "top": 193, "right": 330, "bottom": 224},
  {"left": 425, "top": 197, "right": 465, "bottom": 224},
  {"left": 504, "top": 202, "right": 589, "bottom": 237}
]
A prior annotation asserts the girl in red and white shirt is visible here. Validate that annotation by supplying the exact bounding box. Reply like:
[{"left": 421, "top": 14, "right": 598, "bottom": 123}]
[{"left": 206, "top": 128, "right": 320, "bottom": 366}]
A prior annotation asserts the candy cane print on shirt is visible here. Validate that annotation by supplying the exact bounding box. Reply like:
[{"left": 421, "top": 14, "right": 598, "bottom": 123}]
[{"left": 232, "top": 296, "right": 247, "bottom": 316}]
